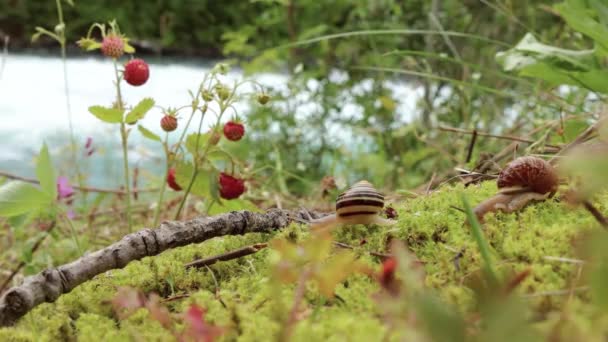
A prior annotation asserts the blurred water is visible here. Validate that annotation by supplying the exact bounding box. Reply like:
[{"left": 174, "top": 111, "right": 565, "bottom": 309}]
[{"left": 0, "top": 54, "right": 423, "bottom": 188}]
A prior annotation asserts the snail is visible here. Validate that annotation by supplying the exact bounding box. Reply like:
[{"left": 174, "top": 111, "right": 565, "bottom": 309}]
[
  {"left": 473, "top": 156, "right": 558, "bottom": 222},
  {"left": 309, "top": 180, "right": 397, "bottom": 231}
]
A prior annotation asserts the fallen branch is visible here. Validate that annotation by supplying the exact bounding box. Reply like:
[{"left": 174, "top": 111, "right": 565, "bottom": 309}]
[
  {"left": 185, "top": 243, "right": 268, "bottom": 269},
  {"left": 0, "top": 209, "right": 322, "bottom": 327}
]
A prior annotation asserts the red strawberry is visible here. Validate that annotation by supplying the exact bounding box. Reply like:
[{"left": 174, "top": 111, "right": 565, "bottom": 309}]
[
  {"left": 218, "top": 172, "right": 246, "bottom": 199},
  {"left": 223, "top": 121, "right": 245, "bottom": 141},
  {"left": 378, "top": 257, "right": 397, "bottom": 292},
  {"left": 124, "top": 59, "right": 150, "bottom": 86},
  {"left": 167, "top": 168, "right": 182, "bottom": 191},
  {"left": 161, "top": 115, "right": 177, "bottom": 132},
  {"left": 101, "top": 34, "right": 124, "bottom": 59},
  {"left": 384, "top": 206, "right": 398, "bottom": 219}
]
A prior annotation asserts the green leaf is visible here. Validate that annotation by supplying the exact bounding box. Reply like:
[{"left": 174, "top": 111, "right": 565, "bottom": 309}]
[
  {"left": 137, "top": 125, "right": 162, "bottom": 142},
  {"left": 174, "top": 161, "right": 210, "bottom": 197},
  {"left": 36, "top": 143, "right": 57, "bottom": 199},
  {"left": 496, "top": 33, "right": 608, "bottom": 93},
  {"left": 554, "top": 0, "right": 608, "bottom": 55},
  {"left": 88, "top": 106, "right": 124, "bottom": 123},
  {"left": 208, "top": 198, "right": 261, "bottom": 215},
  {"left": 414, "top": 293, "right": 466, "bottom": 342},
  {"left": 562, "top": 120, "right": 589, "bottom": 141},
  {"left": 185, "top": 132, "right": 211, "bottom": 156},
  {"left": 125, "top": 98, "right": 155, "bottom": 124},
  {"left": 0, "top": 182, "right": 52, "bottom": 217}
]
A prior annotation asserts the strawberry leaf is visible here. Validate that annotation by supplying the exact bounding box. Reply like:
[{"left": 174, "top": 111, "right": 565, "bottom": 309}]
[
  {"left": 174, "top": 161, "right": 210, "bottom": 198},
  {"left": 88, "top": 106, "right": 124, "bottom": 123},
  {"left": 185, "top": 132, "right": 211, "bottom": 156},
  {"left": 125, "top": 98, "right": 155, "bottom": 124},
  {"left": 137, "top": 125, "right": 162, "bottom": 142},
  {"left": 36, "top": 143, "right": 57, "bottom": 199},
  {"left": 0, "top": 181, "right": 52, "bottom": 217}
]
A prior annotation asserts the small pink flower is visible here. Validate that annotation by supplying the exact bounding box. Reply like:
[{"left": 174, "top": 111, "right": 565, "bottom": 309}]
[
  {"left": 85, "top": 137, "right": 93, "bottom": 149},
  {"left": 56, "top": 176, "right": 74, "bottom": 199}
]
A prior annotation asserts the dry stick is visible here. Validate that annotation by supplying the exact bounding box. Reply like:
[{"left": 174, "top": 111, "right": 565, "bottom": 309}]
[
  {"left": 465, "top": 129, "right": 478, "bottom": 163},
  {"left": 0, "top": 222, "right": 56, "bottom": 295},
  {"left": 438, "top": 125, "right": 562, "bottom": 150},
  {"left": 184, "top": 243, "right": 268, "bottom": 269},
  {"left": 581, "top": 200, "right": 608, "bottom": 229},
  {"left": 0, "top": 209, "right": 323, "bottom": 327},
  {"left": 548, "top": 117, "right": 606, "bottom": 165},
  {"left": 0, "top": 170, "right": 158, "bottom": 195}
]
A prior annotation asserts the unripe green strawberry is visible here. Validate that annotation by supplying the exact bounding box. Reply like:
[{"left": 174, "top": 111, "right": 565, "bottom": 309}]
[
  {"left": 215, "top": 84, "right": 230, "bottom": 101},
  {"left": 123, "top": 59, "right": 149, "bottom": 86},
  {"left": 257, "top": 93, "right": 270, "bottom": 105},
  {"left": 161, "top": 115, "right": 178, "bottom": 132},
  {"left": 201, "top": 90, "right": 214, "bottom": 102},
  {"left": 101, "top": 34, "right": 124, "bottom": 58},
  {"left": 223, "top": 121, "right": 245, "bottom": 141}
]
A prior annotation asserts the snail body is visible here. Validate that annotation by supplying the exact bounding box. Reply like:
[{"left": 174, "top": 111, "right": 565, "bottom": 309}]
[
  {"left": 310, "top": 180, "right": 396, "bottom": 231},
  {"left": 474, "top": 156, "right": 558, "bottom": 222}
]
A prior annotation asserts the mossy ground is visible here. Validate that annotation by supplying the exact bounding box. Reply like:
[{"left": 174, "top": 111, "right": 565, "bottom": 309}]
[{"left": 1, "top": 181, "right": 607, "bottom": 341}]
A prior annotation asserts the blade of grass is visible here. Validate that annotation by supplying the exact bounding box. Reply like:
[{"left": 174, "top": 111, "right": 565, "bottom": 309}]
[
  {"left": 462, "top": 194, "right": 498, "bottom": 284},
  {"left": 278, "top": 29, "right": 511, "bottom": 49}
]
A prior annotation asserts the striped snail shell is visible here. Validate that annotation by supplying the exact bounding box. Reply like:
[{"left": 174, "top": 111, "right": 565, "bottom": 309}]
[
  {"left": 336, "top": 180, "right": 385, "bottom": 218},
  {"left": 310, "top": 180, "right": 396, "bottom": 231}
]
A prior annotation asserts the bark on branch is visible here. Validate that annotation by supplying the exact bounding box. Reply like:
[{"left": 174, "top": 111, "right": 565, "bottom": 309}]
[{"left": 0, "top": 209, "right": 322, "bottom": 327}]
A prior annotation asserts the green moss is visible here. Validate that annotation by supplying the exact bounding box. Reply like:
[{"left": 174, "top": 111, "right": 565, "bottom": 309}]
[{"left": 2, "top": 182, "right": 608, "bottom": 340}]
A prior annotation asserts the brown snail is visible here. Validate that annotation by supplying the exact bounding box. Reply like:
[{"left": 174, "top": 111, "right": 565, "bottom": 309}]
[
  {"left": 473, "top": 156, "right": 558, "bottom": 222},
  {"left": 309, "top": 180, "right": 397, "bottom": 231}
]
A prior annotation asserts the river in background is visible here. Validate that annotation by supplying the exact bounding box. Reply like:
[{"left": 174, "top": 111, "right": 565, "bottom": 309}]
[{"left": 0, "top": 54, "right": 423, "bottom": 188}]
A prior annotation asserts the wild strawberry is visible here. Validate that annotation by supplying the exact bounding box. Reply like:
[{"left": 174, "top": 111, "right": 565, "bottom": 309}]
[
  {"left": 385, "top": 206, "right": 398, "bottom": 219},
  {"left": 124, "top": 59, "right": 149, "bottom": 86},
  {"left": 218, "top": 172, "right": 246, "bottom": 200},
  {"left": 378, "top": 257, "right": 398, "bottom": 293},
  {"left": 161, "top": 115, "right": 178, "bottom": 132},
  {"left": 215, "top": 84, "right": 231, "bottom": 101},
  {"left": 223, "top": 121, "right": 245, "bottom": 141},
  {"left": 201, "top": 90, "right": 214, "bottom": 102},
  {"left": 167, "top": 168, "right": 182, "bottom": 191},
  {"left": 101, "top": 34, "right": 124, "bottom": 58}
]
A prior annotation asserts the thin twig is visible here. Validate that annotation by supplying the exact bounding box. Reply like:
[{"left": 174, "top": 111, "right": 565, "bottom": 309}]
[
  {"left": 185, "top": 243, "right": 268, "bottom": 269},
  {"left": 280, "top": 268, "right": 312, "bottom": 342},
  {"left": 0, "top": 170, "right": 158, "bottom": 195},
  {"left": 523, "top": 286, "right": 588, "bottom": 298},
  {"left": 0, "top": 221, "right": 56, "bottom": 294},
  {"left": 581, "top": 200, "right": 608, "bottom": 229},
  {"left": 0, "top": 171, "right": 158, "bottom": 195},
  {"left": 465, "top": 129, "right": 478, "bottom": 163},
  {"left": 333, "top": 241, "right": 392, "bottom": 259},
  {"left": 438, "top": 125, "right": 562, "bottom": 150},
  {"left": 543, "top": 256, "right": 585, "bottom": 264}
]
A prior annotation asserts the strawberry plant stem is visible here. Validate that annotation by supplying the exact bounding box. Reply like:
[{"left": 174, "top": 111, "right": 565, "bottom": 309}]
[
  {"left": 55, "top": 0, "right": 83, "bottom": 193},
  {"left": 174, "top": 112, "right": 206, "bottom": 219},
  {"left": 114, "top": 60, "right": 133, "bottom": 232},
  {"left": 152, "top": 137, "right": 170, "bottom": 227}
]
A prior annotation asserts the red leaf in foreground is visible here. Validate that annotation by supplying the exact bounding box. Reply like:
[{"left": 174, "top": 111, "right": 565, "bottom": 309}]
[
  {"left": 111, "top": 287, "right": 146, "bottom": 319},
  {"left": 181, "top": 304, "right": 224, "bottom": 342}
]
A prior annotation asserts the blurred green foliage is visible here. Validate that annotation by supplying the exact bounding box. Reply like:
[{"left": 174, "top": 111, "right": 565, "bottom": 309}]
[{"left": 1, "top": 0, "right": 605, "bottom": 196}]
